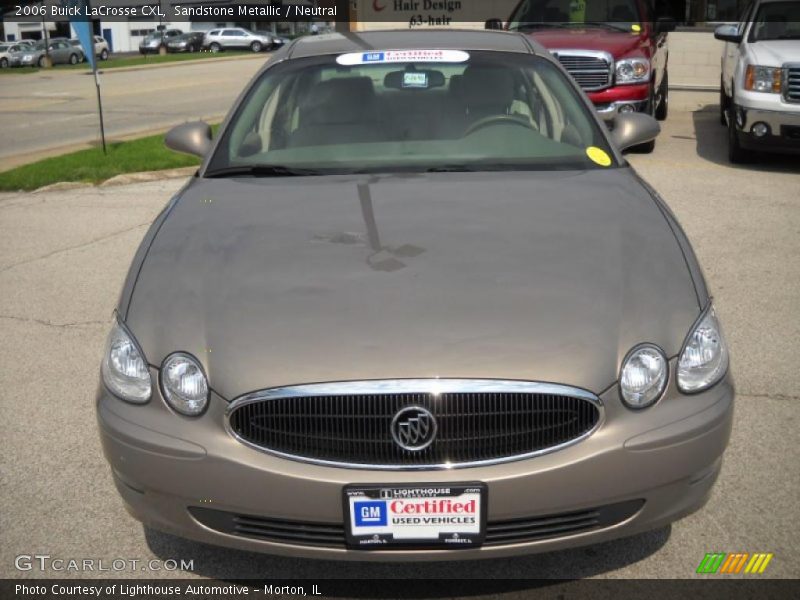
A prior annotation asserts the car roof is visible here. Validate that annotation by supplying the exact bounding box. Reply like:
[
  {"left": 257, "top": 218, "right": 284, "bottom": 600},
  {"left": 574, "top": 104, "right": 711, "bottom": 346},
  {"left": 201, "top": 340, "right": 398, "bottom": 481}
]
[{"left": 286, "top": 30, "right": 541, "bottom": 59}]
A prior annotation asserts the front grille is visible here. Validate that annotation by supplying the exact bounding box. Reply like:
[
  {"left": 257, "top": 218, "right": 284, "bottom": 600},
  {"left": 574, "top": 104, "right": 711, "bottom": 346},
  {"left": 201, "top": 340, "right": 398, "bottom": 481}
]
[
  {"left": 785, "top": 66, "right": 800, "bottom": 103},
  {"left": 555, "top": 53, "right": 612, "bottom": 91},
  {"left": 227, "top": 380, "right": 601, "bottom": 469},
  {"left": 189, "top": 507, "right": 346, "bottom": 547},
  {"left": 484, "top": 499, "right": 644, "bottom": 545},
  {"left": 189, "top": 500, "right": 643, "bottom": 549}
]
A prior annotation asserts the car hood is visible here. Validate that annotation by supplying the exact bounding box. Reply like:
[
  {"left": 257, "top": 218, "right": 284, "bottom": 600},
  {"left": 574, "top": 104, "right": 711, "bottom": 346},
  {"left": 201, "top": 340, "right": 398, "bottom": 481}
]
[
  {"left": 525, "top": 28, "right": 650, "bottom": 58},
  {"left": 747, "top": 40, "right": 800, "bottom": 67},
  {"left": 125, "top": 169, "right": 701, "bottom": 400}
]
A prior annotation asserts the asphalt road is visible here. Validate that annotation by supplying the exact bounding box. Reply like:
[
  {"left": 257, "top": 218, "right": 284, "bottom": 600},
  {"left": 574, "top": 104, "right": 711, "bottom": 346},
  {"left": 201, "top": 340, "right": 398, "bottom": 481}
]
[
  {"left": 0, "top": 92, "right": 798, "bottom": 582},
  {"left": 0, "top": 55, "right": 266, "bottom": 168}
]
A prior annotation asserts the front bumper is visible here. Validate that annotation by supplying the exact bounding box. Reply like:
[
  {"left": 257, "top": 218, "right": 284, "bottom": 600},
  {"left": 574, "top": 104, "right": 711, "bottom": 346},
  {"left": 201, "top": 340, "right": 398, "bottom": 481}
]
[
  {"left": 732, "top": 103, "right": 800, "bottom": 155},
  {"left": 97, "top": 368, "right": 734, "bottom": 561},
  {"left": 590, "top": 83, "right": 650, "bottom": 122}
]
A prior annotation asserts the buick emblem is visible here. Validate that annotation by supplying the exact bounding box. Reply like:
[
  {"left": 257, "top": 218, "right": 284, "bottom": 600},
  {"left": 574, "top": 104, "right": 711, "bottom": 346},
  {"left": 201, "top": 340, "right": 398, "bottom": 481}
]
[{"left": 391, "top": 406, "right": 437, "bottom": 451}]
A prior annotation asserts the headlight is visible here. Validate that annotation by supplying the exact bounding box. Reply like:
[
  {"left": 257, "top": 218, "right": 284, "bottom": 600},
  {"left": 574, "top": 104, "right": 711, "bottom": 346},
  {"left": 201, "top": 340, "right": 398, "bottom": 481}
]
[
  {"left": 615, "top": 57, "right": 650, "bottom": 85},
  {"left": 619, "top": 344, "right": 668, "bottom": 409},
  {"left": 677, "top": 307, "right": 729, "bottom": 393},
  {"left": 744, "top": 65, "right": 781, "bottom": 93},
  {"left": 161, "top": 353, "right": 209, "bottom": 416},
  {"left": 101, "top": 319, "right": 151, "bottom": 403}
]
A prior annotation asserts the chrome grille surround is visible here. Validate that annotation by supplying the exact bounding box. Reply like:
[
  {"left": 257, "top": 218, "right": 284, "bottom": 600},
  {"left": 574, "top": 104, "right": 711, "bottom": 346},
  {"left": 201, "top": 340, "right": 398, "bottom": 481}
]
[
  {"left": 783, "top": 63, "right": 800, "bottom": 104},
  {"left": 552, "top": 49, "right": 614, "bottom": 92},
  {"left": 225, "top": 379, "right": 603, "bottom": 470}
]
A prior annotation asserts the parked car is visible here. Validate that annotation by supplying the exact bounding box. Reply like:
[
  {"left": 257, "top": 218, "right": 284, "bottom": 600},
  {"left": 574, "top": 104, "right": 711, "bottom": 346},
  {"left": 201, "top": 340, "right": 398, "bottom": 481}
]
[
  {"left": 166, "top": 31, "right": 206, "bottom": 53},
  {"left": 715, "top": 0, "right": 800, "bottom": 162},
  {"left": 97, "top": 30, "right": 733, "bottom": 560},
  {"left": 489, "top": 0, "right": 676, "bottom": 152},
  {"left": 8, "top": 39, "right": 83, "bottom": 67},
  {"left": 139, "top": 29, "right": 183, "bottom": 54},
  {"left": 256, "top": 31, "right": 288, "bottom": 49},
  {"left": 69, "top": 35, "right": 110, "bottom": 61},
  {"left": 203, "top": 28, "right": 273, "bottom": 53},
  {"left": 0, "top": 41, "right": 33, "bottom": 68}
]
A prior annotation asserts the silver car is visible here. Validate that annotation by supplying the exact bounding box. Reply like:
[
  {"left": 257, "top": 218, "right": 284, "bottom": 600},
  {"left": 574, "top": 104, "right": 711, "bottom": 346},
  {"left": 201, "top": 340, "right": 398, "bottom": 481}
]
[
  {"left": 97, "top": 30, "right": 733, "bottom": 561},
  {"left": 139, "top": 29, "right": 183, "bottom": 55},
  {"left": 203, "top": 28, "right": 273, "bottom": 53},
  {"left": 9, "top": 39, "right": 83, "bottom": 67},
  {"left": 0, "top": 41, "right": 33, "bottom": 68}
]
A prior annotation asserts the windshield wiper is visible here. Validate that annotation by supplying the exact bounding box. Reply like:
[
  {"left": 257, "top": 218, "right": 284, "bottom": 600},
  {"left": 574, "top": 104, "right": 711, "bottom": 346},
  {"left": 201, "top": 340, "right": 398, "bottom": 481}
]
[
  {"left": 568, "top": 21, "right": 631, "bottom": 32},
  {"left": 204, "top": 165, "right": 323, "bottom": 178},
  {"left": 426, "top": 165, "right": 480, "bottom": 172},
  {"left": 510, "top": 22, "right": 572, "bottom": 31}
]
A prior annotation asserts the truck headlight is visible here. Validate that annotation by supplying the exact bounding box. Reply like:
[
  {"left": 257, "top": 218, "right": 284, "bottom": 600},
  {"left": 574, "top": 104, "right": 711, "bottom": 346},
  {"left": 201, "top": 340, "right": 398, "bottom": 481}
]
[
  {"left": 619, "top": 344, "right": 668, "bottom": 409},
  {"left": 101, "top": 319, "right": 152, "bottom": 404},
  {"left": 744, "top": 65, "right": 781, "bottom": 93},
  {"left": 677, "top": 306, "right": 729, "bottom": 393},
  {"left": 615, "top": 57, "right": 650, "bottom": 85}
]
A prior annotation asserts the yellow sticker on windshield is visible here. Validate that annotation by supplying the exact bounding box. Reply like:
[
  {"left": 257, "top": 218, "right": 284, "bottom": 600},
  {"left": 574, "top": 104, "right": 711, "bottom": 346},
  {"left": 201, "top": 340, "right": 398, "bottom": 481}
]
[
  {"left": 631, "top": 24, "right": 642, "bottom": 32},
  {"left": 586, "top": 146, "right": 612, "bottom": 167}
]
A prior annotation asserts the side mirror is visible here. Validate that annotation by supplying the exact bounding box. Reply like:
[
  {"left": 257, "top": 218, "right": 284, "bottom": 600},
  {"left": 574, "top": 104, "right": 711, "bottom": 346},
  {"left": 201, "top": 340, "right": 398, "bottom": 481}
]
[
  {"left": 485, "top": 18, "right": 503, "bottom": 30},
  {"left": 714, "top": 24, "right": 742, "bottom": 44},
  {"left": 610, "top": 112, "right": 660, "bottom": 152},
  {"left": 165, "top": 121, "right": 212, "bottom": 158},
  {"left": 655, "top": 17, "right": 676, "bottom": 33}
]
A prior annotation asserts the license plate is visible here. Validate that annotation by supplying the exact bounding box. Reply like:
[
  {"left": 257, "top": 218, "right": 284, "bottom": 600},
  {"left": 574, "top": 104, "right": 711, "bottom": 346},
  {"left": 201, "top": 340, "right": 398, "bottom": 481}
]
[{"left": 344, "top": 483, "right": 486, "bottom": 549}]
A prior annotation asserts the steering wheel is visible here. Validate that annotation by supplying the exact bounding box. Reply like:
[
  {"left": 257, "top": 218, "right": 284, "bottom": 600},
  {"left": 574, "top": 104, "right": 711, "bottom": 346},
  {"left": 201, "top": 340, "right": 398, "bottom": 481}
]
[{"left": 463, "top": 114, "right": 536, "bottom": 137}]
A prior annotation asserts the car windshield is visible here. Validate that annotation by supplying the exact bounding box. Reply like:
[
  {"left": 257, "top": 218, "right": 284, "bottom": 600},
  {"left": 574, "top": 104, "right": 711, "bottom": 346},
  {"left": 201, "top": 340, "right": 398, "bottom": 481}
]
[
  {"left": 206, "top": 51, "right": 617, "bottom": 176},
  {"left": 509, "top": 0, "right": 643, "bottom": 31},
  {"left": 750, "top": 1, "right": 800, "bottom": 40}
]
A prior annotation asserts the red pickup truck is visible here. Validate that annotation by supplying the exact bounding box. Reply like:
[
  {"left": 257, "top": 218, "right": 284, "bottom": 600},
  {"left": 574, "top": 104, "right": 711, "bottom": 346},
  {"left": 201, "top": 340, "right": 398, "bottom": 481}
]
[{"left": 488, "top": 0, "right": 676, "bottom": 151}]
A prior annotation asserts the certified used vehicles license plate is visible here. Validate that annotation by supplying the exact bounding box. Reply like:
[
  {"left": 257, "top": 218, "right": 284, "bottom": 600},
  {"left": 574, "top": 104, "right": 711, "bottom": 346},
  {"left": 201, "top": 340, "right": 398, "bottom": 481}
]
[{"left": 344, "top": 483, "right": 486, "bottom": 549}]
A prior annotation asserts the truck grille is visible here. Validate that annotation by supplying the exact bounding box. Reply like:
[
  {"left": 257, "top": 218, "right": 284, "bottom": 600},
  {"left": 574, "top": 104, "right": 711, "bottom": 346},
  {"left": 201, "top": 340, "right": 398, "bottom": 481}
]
[
  {"left": 554, "top": 52, "right": 613, "bottom": 91},
  {"left": 785, "top": 65, "right": 800, "bottom": 103},
  {"left": 226, "top": 380, "right": 602, "bottom": 469}
]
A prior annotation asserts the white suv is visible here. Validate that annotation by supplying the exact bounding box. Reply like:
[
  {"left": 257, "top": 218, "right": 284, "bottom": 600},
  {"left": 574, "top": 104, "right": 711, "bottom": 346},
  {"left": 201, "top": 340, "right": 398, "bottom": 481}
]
[
  {"left": 715, "top": 0, "right": 800, "bottom": 162},
  {"left": 203, "top": 28, "right": 274, "bottom": 53}
]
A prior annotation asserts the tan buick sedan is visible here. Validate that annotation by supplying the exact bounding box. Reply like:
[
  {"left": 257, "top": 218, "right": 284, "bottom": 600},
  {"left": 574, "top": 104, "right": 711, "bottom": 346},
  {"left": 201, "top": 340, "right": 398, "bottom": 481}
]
[{"left": 96, "top": 30, "right": 733, "bottom": 560}]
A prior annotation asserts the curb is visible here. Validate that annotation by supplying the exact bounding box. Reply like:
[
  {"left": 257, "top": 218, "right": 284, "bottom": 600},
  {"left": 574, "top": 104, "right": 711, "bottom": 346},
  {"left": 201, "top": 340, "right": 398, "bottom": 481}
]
[
  {"left": 82, "top": 52, "right": 268, "bottom": 76},
  {"left": 32, "top": 166, "right": 196, "bottom": 194},
  {"left": 670, "top": 84, "right": 717, "bottom": 92}
]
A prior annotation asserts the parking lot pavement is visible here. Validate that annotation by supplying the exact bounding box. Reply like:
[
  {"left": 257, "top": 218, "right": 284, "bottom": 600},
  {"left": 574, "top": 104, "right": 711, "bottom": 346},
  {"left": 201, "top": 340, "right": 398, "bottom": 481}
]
[
  {"left": 0, "top": 55, "right": 266, "bottom": 168},
  {"left": 0, "top": 91, "right": 798, "bottom": 580}
]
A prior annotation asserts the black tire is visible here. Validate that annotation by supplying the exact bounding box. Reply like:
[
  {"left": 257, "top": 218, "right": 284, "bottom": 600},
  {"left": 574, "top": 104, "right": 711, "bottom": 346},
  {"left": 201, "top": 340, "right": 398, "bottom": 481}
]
[
  {"left": 250, "top": 41, "right": 263, "bottom": 53},
  {"left": 69, "top": 53, "right": 78, "bottom": 65},
  {"left": 727, "top": 101, "right": 751, "bottom": 164},
  {"left": 720, "top": 78, "right": 729, "bottom": 126},
  {"left": 37, "top": 56, "right": 45, "bottom": 68},
  {"left": 209, "top": 42, "right": 221, "bottom": 53},
  {"left": 100, "top": 48, "right": 108, "bottom": 61},
  {"left": 0, "top": 58, "right": 8, "bottom": 69},
  {"left": 655, "top": 70, "right": 668, "bottom": 121},
  {"left": 187, "top": 44, "right": 195, "bottom": 53}
]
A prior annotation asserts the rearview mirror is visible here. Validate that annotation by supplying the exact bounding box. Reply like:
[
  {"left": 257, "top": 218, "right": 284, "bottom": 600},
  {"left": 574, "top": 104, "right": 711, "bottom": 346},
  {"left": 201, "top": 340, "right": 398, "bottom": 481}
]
[
  {"left": 165, "top": 121, "right": 212, "bottom": 158},
  {"left": 714, "top": 24, "right": 742, "bottom": 44},
  {"left": 485, "top": 19, "right": 503, "bottom": 30},
  {"left": 610, "top": 112, "right": 660, "bottom": 152}
]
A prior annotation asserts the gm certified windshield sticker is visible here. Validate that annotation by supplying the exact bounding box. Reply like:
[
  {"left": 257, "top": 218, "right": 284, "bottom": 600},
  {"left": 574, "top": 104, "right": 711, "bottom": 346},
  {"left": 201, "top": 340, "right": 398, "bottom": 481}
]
[
  {"left": 336, "top": 50, "right": 470, "bottom": 66},
  {"left": 586, "top": 146, "right": 612, "bottom": 167}
]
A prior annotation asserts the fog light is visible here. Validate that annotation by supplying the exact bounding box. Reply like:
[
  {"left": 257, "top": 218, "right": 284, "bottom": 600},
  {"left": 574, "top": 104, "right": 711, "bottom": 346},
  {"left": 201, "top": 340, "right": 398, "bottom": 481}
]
[
  {"left": 618, "top": 104, "right": 635, "bottom": 114},
  {"left": 751, "top": 122, "right": 769, "bottom": 137}
]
